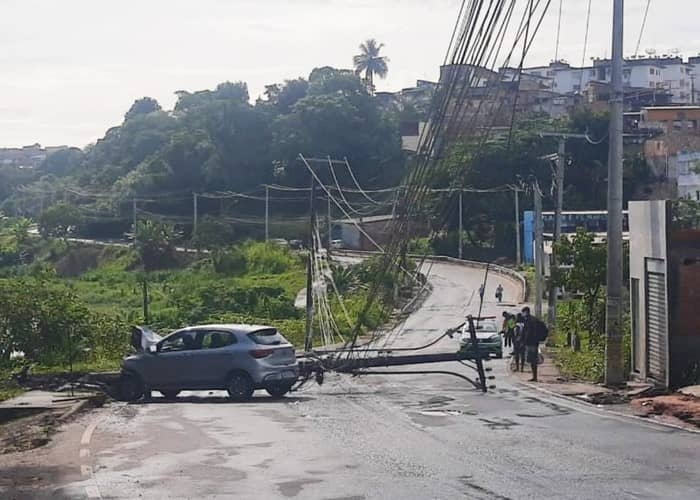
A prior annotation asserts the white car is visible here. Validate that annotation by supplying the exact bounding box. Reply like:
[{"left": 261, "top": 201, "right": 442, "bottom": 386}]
[
  {"left": 330, "top": 239, "right": 344, "bottom": 249},
  {"left": 460, "top": 319, "right": 503, "bottom": 359}
]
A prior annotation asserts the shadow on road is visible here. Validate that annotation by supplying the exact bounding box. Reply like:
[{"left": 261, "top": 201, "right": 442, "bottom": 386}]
[{"left": 129, "top": 395, "right": 314, "bottom": 405}]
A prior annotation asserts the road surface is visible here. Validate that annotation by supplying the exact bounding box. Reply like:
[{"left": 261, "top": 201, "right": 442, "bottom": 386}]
[{"left": 3, "top": 260, "right": 699, "bottom": 500}]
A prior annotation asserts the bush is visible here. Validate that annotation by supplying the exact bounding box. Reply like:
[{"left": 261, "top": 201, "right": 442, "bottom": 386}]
[
  {"left": 212, "top": 247, "right": 247, "bottom": 275},
  {"left": 243, "top": 241, "right": 296, "bottom": 274}
]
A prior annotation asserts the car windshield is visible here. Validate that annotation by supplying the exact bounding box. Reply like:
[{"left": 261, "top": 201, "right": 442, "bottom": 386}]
[{"left": 247, "top": 328, "right": 285, "bottom": 346}]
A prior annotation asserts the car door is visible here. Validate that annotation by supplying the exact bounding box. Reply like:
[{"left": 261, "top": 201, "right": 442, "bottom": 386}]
[
  {"left": 193, "top": 330, "right": 237, "bottom": 387},
  {"left": 147, "top": 330, "right": 201, "bottom": 389}
]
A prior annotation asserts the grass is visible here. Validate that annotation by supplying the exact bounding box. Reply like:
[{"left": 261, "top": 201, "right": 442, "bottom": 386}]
[{"left": 0, "top": 379, "right": 23, "bottom": 402}]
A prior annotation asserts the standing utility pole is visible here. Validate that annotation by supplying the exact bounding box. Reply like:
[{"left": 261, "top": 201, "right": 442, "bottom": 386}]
[
  {"left": 192, "top": 193, "right": 199, "bottom": 239},
  {"left": 327, "top": 196, "right": 332, "bottom": 251},
  {"left": 304, "top": 179, "right": 317, "bottom": 353},
  {"left": 605, "top": 0, "right": 625, "bottom": 386},
  {"left": 539, "top": 132, "right": 590, "bottom": 328},
  {"left": 458, "top": 190, "right": 463, "bottom": 260},
  {"left": 132, "top": 197, "right": 137, "bottom": 235},
  {"left": 533, "top": 180, "right": 544, "bottom": 318},
  {"left": 514, "top": 187, "right": 521, "bottom": 266},
  {"left": 265, "top": 186, "right": 269, "bottom": 242}
]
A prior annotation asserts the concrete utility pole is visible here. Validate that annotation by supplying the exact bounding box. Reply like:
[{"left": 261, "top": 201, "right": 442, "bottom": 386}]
[
  {"left": 514, "top": 187, "right": 521, "bottom": 266},
  {"left": 605, "top": 0, "right": 625, "bottom": 386},
  {"left": 192, "top": 193, "right": 198, "bottom": 238},
  {"left": 304, "top": 179, "right": 317, "bottom": 353},
  {"left": 458, "top": 190, "right": 463, "bottom": 260},
  {"left": 265, "top": 186, "right": 269, "bottom": 242},
  {"left": 539, "top": 132, "right": 590, "bottom": 328},
  {"left": 132, "top": 197, "right": 137, "bottom": 235},
  {"left": 533, "top": 180, "right": 544, "bottom": 318},
  {"left": 327, "top": 196, "right": 332, "bottom": 251}
]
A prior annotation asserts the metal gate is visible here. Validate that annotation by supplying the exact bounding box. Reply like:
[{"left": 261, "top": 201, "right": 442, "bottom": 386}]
[{"left": 645, "top": 269, "right": 668, "bottom": 385}]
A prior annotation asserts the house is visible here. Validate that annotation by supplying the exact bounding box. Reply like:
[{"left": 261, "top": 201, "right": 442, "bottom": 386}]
[{"left": 628, "top": 200, "right": 700, "bottom": 388}]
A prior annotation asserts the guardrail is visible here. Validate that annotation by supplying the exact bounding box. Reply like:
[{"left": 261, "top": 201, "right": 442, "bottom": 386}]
[{"left": 332, "top": 249, "right": 527, "bottom": 304}]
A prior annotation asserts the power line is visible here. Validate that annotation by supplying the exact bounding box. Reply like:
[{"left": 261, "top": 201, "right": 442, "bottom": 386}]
[
  {"left": 554, "top": 0, "right": 563, "bottom": 62},
  {"left": 635, "top": 0, "right": 652, "bottom": 57}
]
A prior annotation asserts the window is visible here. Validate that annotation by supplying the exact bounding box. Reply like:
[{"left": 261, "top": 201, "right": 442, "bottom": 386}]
[
  {"left": 650, "top": 68, "right": 655, "bottom": 75},
  {"left": 248, "top": 328, "right": 285, "bottom": 346},
  {"left": 201, "top": 331, "right": 235, "bottom": 349},
  {"left": 160, "top": 331, "right": 199, "bottom": 352}
]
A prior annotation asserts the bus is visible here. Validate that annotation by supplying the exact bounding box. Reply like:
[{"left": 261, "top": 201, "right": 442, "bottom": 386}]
[{"left": 523, "top": 210, "right": 630, "bottom": 264}]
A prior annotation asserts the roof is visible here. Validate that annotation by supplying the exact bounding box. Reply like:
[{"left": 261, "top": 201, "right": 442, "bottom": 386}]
[
  {"left": 337, "top": 214, "right": 395, "bottom": 225},
  {"left": 180, "top": 324, "right": 275, "bottom": 333},
  {"left": 643, "top": 106, "right": 700, "bottom": 111}
]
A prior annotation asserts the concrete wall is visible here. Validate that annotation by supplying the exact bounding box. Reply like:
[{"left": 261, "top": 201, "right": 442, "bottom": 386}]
[
  {"left": 667, "top": 230, "right": 700, "bottom": 386},
  {"left": 629, "top": 200, "right": 668, "bottom": 382}
]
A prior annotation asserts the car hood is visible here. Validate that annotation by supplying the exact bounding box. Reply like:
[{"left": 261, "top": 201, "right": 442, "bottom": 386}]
[
  {"left": 460, "top": 326, "right": 500, "bottom": 342},
  {"left": 130, "top": 326, "right": 163, "bottom": 352}
]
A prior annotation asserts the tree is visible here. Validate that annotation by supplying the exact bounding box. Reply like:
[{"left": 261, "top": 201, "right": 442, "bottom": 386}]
[
  {"left": 10, "top": 217, "right": 32, "bottom": 248},
  {"left": 353, "top": 39, "right": 389, "bottom": 92},
  {"left": 554, "top": 229, "right": 607, "bottom": 339},
  {"left": 134, "top": 220, "right": 178, "bottom": 272},
  {"left": 39, "top": 203, "right": 82, "bottom": 239},
  {"left": 125, "top": 97, "right": 162, "bottom": 121}
]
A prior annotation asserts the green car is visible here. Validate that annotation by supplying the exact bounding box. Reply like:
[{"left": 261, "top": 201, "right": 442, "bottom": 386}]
[{"left": 459, "top": 319, "right": 503, "bottom": 359}]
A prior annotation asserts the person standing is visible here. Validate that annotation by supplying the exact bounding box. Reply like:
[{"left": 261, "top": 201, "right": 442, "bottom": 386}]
[
  {"left": 495, "top": 284, "right": 504, "bottom": 303},
  {"left": 521, "top": 306, "right": 548, "bottom": 382},
  {"left": 512, "top": 313, "right": 526, "bottom": 372},
  {"left": 478, "top": 284, "right": 485, "bottom": 302},
  {"left": 501, "top": 312, "right": 515, "bottom": 350}
]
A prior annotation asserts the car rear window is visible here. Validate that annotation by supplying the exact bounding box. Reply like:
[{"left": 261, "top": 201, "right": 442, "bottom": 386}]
[{"left": 247, "top": 328, "right": 285, "bottom": 345}]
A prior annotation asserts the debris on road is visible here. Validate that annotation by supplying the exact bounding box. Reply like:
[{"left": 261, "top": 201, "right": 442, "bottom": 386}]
[{"left": 632, "top": 393, "right": 700, "bottom": 429}]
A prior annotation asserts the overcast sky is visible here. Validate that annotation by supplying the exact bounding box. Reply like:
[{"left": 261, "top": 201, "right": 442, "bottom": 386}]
[{"left": 1, "top": 0, "right": 698, "bottom": 148}]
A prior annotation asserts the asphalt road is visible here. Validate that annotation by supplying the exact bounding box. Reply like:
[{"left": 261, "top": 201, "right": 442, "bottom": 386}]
[{"left": 5, "top": 260, "right": 700, "bottom": 500}]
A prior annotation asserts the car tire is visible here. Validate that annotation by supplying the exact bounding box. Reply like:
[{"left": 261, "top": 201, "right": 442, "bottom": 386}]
[
  {"left": 266, "top": 383, "right": 293, "bottom": 399},
  {"left": 160, "top": 390, "right": 180, "bottom": 400},
  {"left": 495, "top": 351, "right": 503, "bottom": 359},
  {"left": 227, "top": 372, "right": 254, "bottom": 401},
  {"left": 119, "top": 373, "right": 144, "bottom": 402}
]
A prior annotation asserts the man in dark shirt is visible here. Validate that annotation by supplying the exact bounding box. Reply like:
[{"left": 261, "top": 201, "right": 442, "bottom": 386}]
[{"left": 521, "top": 306, "right": 543, "bottom": 382}]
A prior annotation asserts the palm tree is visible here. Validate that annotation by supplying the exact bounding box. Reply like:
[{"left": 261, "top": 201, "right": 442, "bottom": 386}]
[{"left": 353, "top": 39, "right": 389, "bottom": 92}]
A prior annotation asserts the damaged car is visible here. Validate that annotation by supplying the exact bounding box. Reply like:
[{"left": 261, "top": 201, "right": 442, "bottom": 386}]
[{"left": 120, "top": 324, "right": 299, "bottom": 401}]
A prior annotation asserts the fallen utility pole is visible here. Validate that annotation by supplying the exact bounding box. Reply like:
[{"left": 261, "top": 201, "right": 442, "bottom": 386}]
[
  {"left": 298, "top": 316, "right": 493, "bottom": 392},
  {"left": 605, "top": 0, "right": 625, "bottom": 386}
]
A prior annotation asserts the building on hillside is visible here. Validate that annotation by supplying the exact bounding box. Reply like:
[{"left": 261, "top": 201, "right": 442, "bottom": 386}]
[
  {"left": 642, "top": 106, "right": 700, "bottom": 199},
  {"left": 333, "top": 214, "right": 429, "bottom": 251},
  {"left": 519, "top": 56, "right": 698, "bottom": 105},
  {"left": 0, "top": 143, "right": 68, "bottom": 169},
  {"left": 629, "top": 200, "right": 700, "bottom": 388}
]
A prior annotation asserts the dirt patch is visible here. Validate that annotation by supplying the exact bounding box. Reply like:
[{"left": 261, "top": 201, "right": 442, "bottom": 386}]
[
  {"left": 0, "top": 395, "right": 106, "bottom": 454},
  {"left": 632, "top": 393, "right": 700, "bottom": 428}
]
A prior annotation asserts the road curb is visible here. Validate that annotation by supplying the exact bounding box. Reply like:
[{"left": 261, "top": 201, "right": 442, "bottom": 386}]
[{"left": 504, "top": 360, "right": 700, "bottom": 435}]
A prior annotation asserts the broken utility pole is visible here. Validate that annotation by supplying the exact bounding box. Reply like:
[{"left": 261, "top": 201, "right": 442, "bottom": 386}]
[{"left": 304, "top": 177, "right": 317, "bottom": 353}]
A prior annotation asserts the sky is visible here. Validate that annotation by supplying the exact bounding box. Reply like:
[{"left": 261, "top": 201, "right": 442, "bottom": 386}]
[{"left": 1, "top": 0, "right": 699, "bottom": 148}]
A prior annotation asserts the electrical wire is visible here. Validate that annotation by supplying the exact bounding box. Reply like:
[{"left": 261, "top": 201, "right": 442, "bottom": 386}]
[{"left": 635, "top": 0, "right": 652, "bottom": 57}]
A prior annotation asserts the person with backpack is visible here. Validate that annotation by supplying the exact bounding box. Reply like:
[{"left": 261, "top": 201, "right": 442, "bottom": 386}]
[
  {"left": 495, "top": 284, "right": 504, "bottom": 303},
  {"left": 521, "top": 306, "right": 548, "bottom": 382}
]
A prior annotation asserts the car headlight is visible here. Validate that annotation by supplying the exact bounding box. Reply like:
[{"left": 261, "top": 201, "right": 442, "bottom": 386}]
[{"left": 488, "top": 335, "right": 500, "bottom": 342}]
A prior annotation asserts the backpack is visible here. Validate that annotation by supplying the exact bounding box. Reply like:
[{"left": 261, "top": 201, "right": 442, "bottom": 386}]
[{"left": 535, "top": 319, "right": 549, "bottom": 342}]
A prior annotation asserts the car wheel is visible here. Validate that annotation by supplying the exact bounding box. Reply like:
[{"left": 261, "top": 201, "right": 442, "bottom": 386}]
[
  {"left": 119, "top": 373, "right": 144, "bottom": 402},
  {"left": 160, "top": 390, "right": 180, "bottom": 400},
  {"left": 266, "top": 383, "right": 293, "bottom": 399},
  {"left": 227, "top": 372, "right": 254, "bottom": 401},
  {"left": 495, "top": 351, "right": 503, "bottom": 359}
]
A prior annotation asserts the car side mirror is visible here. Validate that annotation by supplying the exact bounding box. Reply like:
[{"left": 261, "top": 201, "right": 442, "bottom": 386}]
[{"left": 148, "top": 345, "right": 158, "bottom": 354}]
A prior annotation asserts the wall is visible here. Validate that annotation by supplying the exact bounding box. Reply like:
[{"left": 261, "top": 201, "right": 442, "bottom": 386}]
[
  {"left": 667, "top": 230, "right": 700, "bottom": 386},
  {"left": 628, "top": 200, "right": 668, "bottom": 383}
]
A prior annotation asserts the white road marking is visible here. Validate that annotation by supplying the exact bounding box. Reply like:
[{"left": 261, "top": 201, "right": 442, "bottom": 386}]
[
  {"left": 81, "top": 465, "right": 93, "bottom": 476},
  {"left": 80, "top": 448, "right": 90, "bottom": 458},
  {"left": 81, "top": 419, "right": 99, "bottom": 445},
  {"left": 85, "top": 485, "right": 102, "bottom": 498}
]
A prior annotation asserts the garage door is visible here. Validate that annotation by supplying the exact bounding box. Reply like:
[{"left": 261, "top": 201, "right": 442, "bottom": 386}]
[{"left": 646, "top": 271, "right": 668, "bottom": 385}]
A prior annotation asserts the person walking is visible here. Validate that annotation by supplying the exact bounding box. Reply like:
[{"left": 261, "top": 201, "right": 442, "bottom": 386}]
[
  {"left": 521, "top": 306, "right": 548, "bottom": 382},
  {"left": 478, "top": 284, "right": 485, "bottom": 302},
  {"left": 512, "top": 313, "right": 526, "bottom": 372},
  {"left": 495, "top": 284, "right": 504, "bottom": 303}
]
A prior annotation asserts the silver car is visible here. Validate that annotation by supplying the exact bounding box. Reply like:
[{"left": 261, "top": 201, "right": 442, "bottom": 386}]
[{"left": 120, "top": 324, "right": 299, "bottom": 401}]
